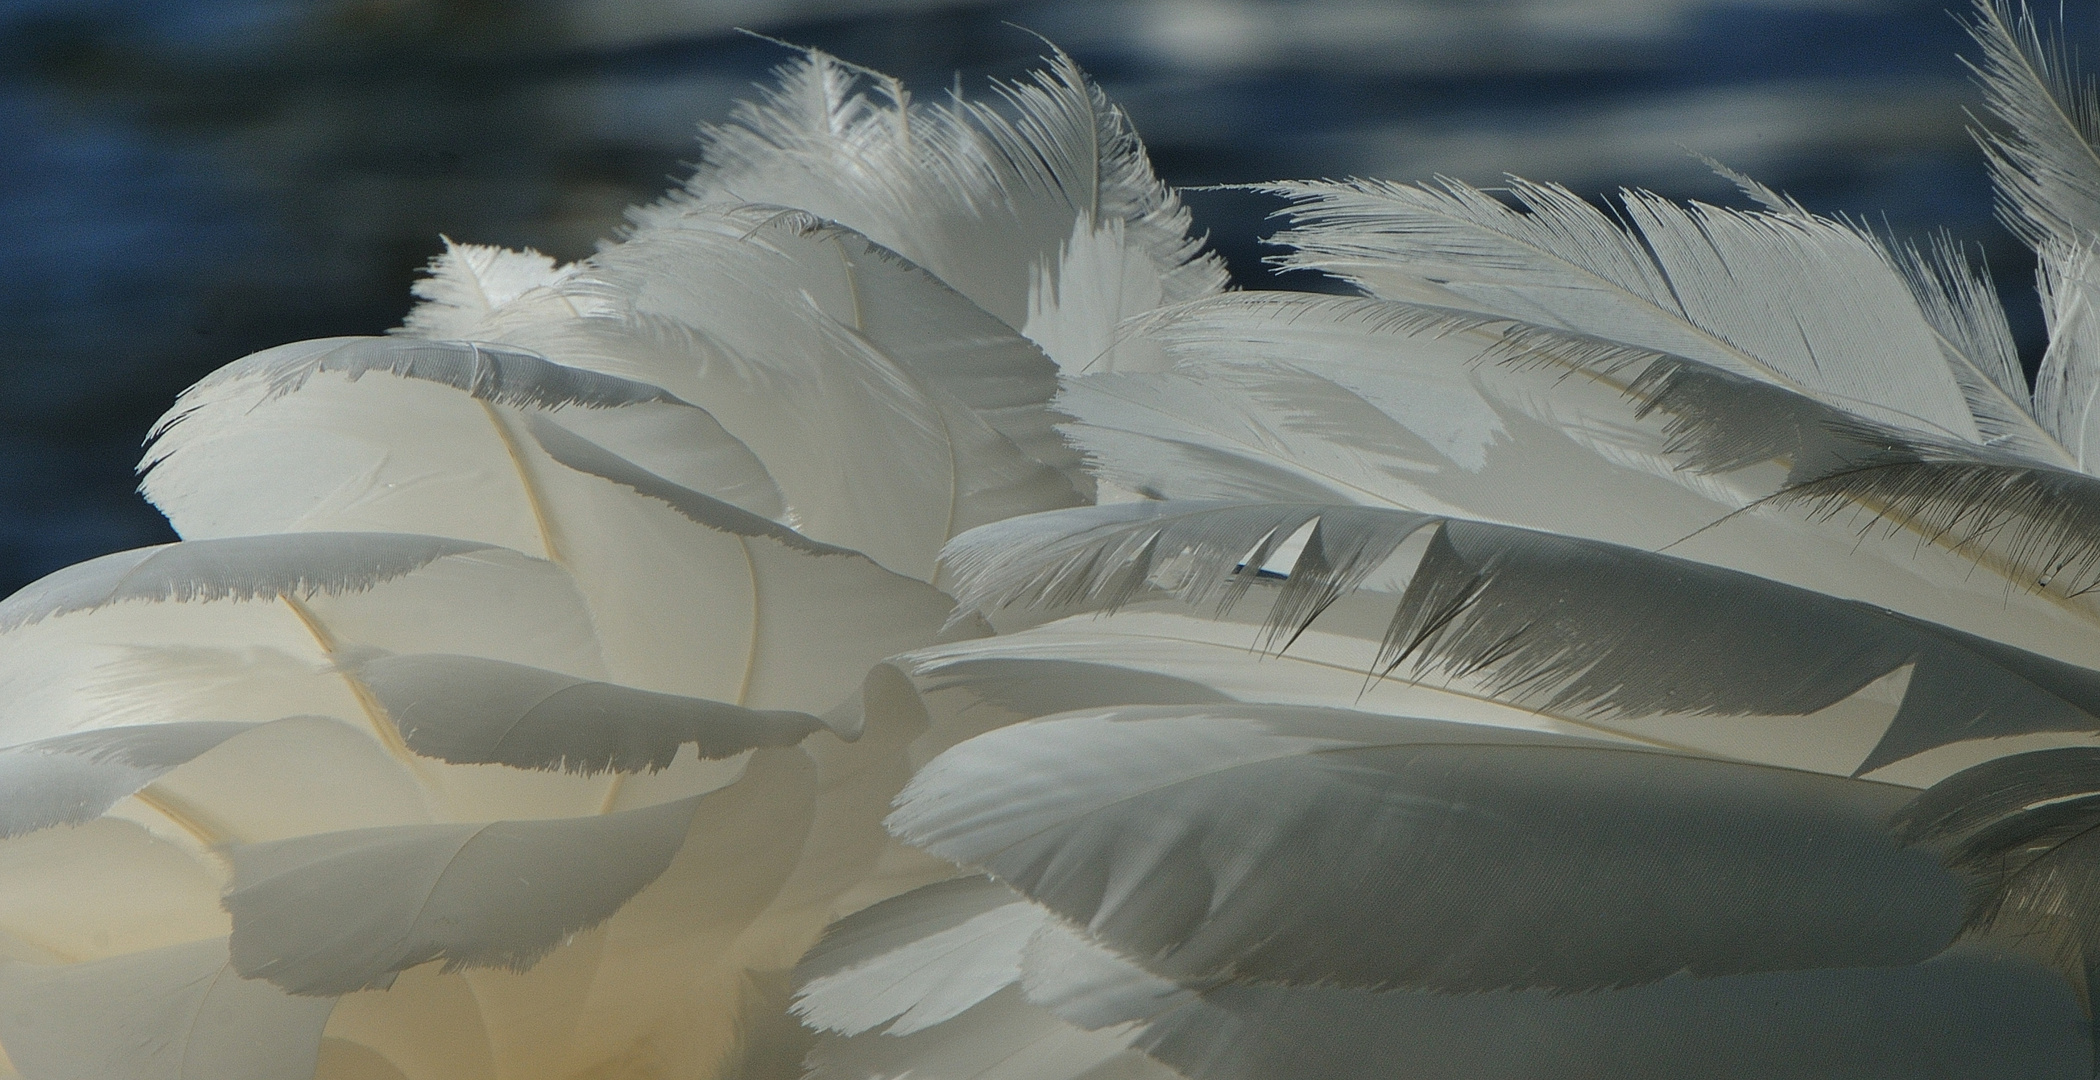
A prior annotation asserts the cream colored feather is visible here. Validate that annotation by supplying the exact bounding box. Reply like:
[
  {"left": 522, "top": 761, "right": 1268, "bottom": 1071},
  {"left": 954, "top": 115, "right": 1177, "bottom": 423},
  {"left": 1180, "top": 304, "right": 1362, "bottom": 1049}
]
[
  {"left": 9, "top": 11, "right": 2100, "bottom": 1080},
  {"left": 0, "top": 44, "right": 1205, "bottom": 1080}
]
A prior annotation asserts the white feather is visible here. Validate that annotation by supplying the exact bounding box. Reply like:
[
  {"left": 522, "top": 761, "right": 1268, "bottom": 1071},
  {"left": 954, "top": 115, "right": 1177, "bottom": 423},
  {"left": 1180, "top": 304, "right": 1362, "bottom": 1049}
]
[
  {"left": 635, "top": 47, "right": 1226, "bottom": 370},
  {"left": 471, "top": 213, "right": 1084, "bottom": 580},
  {"left": 0, "top": 938, "right": 335, "bottom": 1080},
  {"left": 1084, "top": 294, "right": 2100, "bottom": 664},
  {"left": 1267, "top": 177, "right": 2002, "bottom": 444},
  {"left": 397, "top": 239, "right": 579, "bottom": 341},
  {"left": 794, "top": 878, "right": 1047, "bottom": 1037}
]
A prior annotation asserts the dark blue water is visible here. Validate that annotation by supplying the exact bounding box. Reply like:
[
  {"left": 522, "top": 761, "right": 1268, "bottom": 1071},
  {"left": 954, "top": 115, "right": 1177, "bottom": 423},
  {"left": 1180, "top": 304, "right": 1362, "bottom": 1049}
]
[{"left": 1, "top": 0, "right": 2092, "bottom": 593}]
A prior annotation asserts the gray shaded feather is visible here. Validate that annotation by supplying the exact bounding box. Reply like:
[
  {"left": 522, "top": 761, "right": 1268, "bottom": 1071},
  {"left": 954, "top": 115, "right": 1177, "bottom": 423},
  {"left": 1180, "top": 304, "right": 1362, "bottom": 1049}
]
[
  {"left": 166, "top": 335, "right": 678, "bottom": 420},
  {"left": 0, "top": 532, "right": 494, "bottom": 632},
  {"left": 1599, "top": 341, "right": 2100, "bottom": 599},
  {"left": 795, "top": 876, "right": 1021, "bottom": 990},
  {"left": 0, "top": 937, "right": 338, "bottom": 1080},
  {"left": 793, "top": 876, "right": 1044, "bottom": 1038},
  {"left": 1390, "top": 519, "right": 2100, "bottom": 775},
  {"left": 942, "top": 500, "right": 1438, "bottom": 646},
  {"left": 225, "top": 794, "right": 700, "bottom": 995},
  {"left": 1895, "top": 747, "right": 2100, "bottom": 852},
  {"left": 1291, "top": 294, "right": 2100, "bottom": 599},
  {"left": 523, "top": 412, "right": 851, "bottom": 556},
  {"left": 803, "top": 985, "right": 1160, "bottom": 1080},
  {"left": 747, "top": 210, "right": 1084, "bottom": 480},
  {"left": 1893, "top": 749, "right": 2100, "bottom": 1023},
  {"left": 1136, "top": 290, "right": 2100, "bottom": 599},
  {"left": 0, "top": 721, "right": 257, "bottom": 837},
  {"left": 1133, "top": 951, "right": 2088, "bottom": 1080},
  {"left": 890, "top": 706, "right": 1962, "bottom": 993},
  {"left": 943, "top": 501, "right": 2100, "bottom": 774},
  {"left": 912, "top": 658, "right": 1234, "bottom": 718},
  {"left": 361, "top": 652, "right": 826, "bottom": 774},
  {"left": 1014, "top": 906, "right": 2085, "bottom": 1079}
]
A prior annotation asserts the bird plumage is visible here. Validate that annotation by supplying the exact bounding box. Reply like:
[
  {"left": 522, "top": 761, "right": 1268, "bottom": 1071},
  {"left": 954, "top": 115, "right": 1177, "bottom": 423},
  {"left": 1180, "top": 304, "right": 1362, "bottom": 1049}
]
[{"left": 3, "top": 5, "right": 2100, "bottom": 1078}]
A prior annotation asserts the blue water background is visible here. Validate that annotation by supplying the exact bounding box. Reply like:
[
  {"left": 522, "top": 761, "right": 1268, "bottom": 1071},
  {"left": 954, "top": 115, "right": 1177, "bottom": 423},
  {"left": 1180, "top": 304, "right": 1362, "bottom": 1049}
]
[{"left": 1, "top": 0, "right": 2093, "bottom": 593}]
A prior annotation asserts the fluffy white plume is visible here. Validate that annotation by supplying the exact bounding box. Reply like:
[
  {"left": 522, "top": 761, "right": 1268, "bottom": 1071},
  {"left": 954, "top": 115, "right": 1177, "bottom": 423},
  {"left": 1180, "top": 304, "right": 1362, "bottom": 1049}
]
[
  {"left": 10, "top": 8, "right": 2100, "bottom": 1080},
  {"left": 634, "top": 46, "right": 1228, "bottom": 373},
  {"left": 783, "top": 7, "right": 2100, "bottom": 1080},
  {"left": 0, "top": 43, "right": 1208, "bottom": 1080}
]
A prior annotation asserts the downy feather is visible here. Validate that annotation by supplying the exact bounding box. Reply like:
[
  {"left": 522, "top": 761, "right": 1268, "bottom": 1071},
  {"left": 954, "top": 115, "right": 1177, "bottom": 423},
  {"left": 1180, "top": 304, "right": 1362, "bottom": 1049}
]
[
  {"left": 397, "top": 240, "right": 578, "bottom": 341},
  {"left": 1968, "top": 0, "right": 2100, "bottom": 259},
  {"left": 2036, "top": 244, "right": 2100, "bottom": 470},
  {"left": 1878, "top": 231, "right": 2062, "bottom": 459}
]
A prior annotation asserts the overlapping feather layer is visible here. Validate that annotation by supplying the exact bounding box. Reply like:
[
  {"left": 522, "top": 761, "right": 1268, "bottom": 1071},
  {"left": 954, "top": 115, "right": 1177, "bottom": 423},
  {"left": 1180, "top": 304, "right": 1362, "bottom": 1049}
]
[
  {"left": 0, "top": 46, "right": 1218, "bottom": 1080},
  {"left": 788, "top": 5, "right": 2100, "bottom": 1079},
  {"left": 10, "top": 6, "right": 2100, "bottom": 1080}
]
